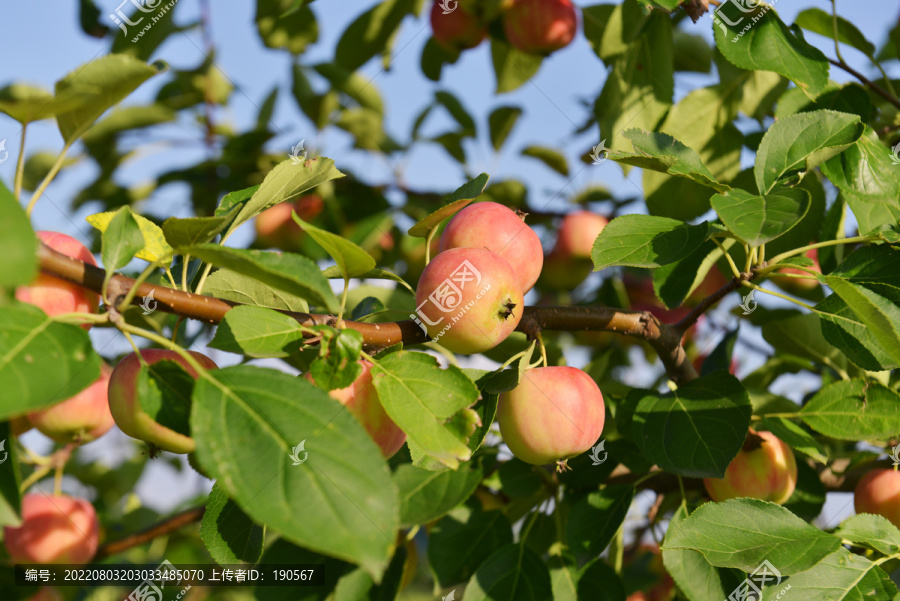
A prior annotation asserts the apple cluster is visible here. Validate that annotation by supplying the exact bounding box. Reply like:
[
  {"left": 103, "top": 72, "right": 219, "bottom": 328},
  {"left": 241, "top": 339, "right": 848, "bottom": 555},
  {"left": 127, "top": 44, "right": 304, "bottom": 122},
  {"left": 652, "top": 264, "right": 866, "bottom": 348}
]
[{"left": 430, "top": 0, "right": 579, "bottom": 55}]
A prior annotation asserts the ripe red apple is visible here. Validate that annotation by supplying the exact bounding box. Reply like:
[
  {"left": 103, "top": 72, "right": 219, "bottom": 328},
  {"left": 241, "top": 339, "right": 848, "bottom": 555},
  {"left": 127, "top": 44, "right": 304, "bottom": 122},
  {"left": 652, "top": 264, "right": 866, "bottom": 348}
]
[
  {"left": 540, "top": 211, "right": 608, "bottom": 289},
  {"left": 4, "top": 494, "right": 99, "bottom": 564},
  {"left": 16, "top": 231, "right": 100, "bottom": 327},
  {"left": 439, "top": 202, "right": 543, "bottom": 293},
  {"left": 108, "top": 349, "right": 218, "bottom": 454},
  {"left": 430, "top": 0, "right": 486, "bottom": 51},
  {"left": 772, "top": 248, "right": 821, "bottom": 296},
  {"left": 255, "top": 194, "right": 324, "bottom": 251},
  {"left": 28, "top": 363, "right": 114, "bottom": 444},
  {"left": 306, "top": 360, "right": 406, "bottom": 458},
  {"left": 498, "top": 366, "right": 604, "bottom": 469},
  {"left": 854, "top": 468, "right": 900, "bottom": 528},
  {"left": 555, "top": 210, "right": 607, "bottom": 260},
  {"left": 703, "top": 429, "right": 797, "bottom": 505},
  {"left": 503, "top": 0, "right": 578, "bottom": 54},
  {"left": 415, "top": 248, "right": 523, "bottom": 354}
]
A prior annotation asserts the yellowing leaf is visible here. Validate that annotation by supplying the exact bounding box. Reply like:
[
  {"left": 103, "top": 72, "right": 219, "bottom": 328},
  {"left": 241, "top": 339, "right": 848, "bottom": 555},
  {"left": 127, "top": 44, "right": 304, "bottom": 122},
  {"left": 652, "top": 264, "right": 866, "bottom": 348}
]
[{"left": 86, "top": 210, "right": 173, "bottom": 263}]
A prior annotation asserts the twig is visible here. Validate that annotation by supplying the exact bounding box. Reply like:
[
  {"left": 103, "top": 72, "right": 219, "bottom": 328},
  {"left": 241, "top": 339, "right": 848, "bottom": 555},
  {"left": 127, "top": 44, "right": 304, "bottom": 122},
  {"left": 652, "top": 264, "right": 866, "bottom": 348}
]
[
  {"left": 95, "top": 506, "right": 206, "bottom": 560},
  {"left": 827, "top": 57, "right": 900, "bottom": 112}
]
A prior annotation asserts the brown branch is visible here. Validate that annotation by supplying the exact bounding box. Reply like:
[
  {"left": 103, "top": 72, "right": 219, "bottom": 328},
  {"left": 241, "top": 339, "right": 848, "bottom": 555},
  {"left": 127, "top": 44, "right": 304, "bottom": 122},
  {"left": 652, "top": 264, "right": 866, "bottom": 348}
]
[
  {"left": 675, "top": 265, "right": 764, "bottom": 334},
  {"left": 37, "top": 243, "right": 698, "bottom": 383},
  {"left": 95, "top": 506, "right": 205, "bottom": 560},
  {"left": 827, "top": 57, "right": 900, "bottom": 112}
]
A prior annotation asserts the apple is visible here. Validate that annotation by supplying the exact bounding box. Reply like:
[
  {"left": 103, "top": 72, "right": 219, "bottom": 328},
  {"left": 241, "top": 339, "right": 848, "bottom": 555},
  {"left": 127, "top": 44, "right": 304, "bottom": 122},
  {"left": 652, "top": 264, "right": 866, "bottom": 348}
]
[
  {"left": 415, "top": 248, "right": 523, "bottom": 354},
  {"left": 498, "top": 366, "right": 605, "bottom": 469},
  {"left": 854, "top": 468, "right": 900, "bottom": 528},
  {"left": 306, "top": 360, "right": 406, "bottom": 458},
  {"left": 555, "top": 210, "right": 607, "bottom": 260},
  {"left": 108, "top": 349, "right": 218, "bottom": 454},
  {"left": 255, "top": 194, "right": 324, "bottom": 251},
  {"left": 28, "top": 363, "right": 114, "bottom": 444},
  {"left": 16, "top": 231, "right": 100, "bottom": 327},
  {"left": 438, "top": 202, "right": 543, "bottom": 293},
  {"left": 430, "top": 0, "right": 486, "bottom": 51},
  {"left": 625, "top": 544, "right": 674, "bottom": 601},
  {"left": 503, "top": 0, "right": 578, "bottom": 54},
  {"left": 540, "top": 211, "right": 608, "bottom": 289},
  {"left": 4, "top": 494, "right": 99, "bottom": 564},
  {"left": 686, "top": 266, "right": 729, "bottom": 305},
  {"left": 772, "top": 248, "right": 821, "bottom": 296},
  {"left": 703, "top": 429, "right": 797, "bottom": 505}
]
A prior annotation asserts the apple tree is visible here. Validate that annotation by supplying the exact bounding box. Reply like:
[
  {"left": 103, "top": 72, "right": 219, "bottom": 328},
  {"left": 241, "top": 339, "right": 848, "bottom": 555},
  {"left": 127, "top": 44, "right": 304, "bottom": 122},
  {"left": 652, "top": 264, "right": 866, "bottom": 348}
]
[{"left": 1, "top": 0, "right": 900, "bottom": 600}]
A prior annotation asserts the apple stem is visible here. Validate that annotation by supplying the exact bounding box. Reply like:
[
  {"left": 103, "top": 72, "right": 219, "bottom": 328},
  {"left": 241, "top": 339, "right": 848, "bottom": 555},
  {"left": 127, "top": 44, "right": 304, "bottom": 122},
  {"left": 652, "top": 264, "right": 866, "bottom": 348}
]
[{"left": 536, "top": 332, "right": 548, "bottom": 368}]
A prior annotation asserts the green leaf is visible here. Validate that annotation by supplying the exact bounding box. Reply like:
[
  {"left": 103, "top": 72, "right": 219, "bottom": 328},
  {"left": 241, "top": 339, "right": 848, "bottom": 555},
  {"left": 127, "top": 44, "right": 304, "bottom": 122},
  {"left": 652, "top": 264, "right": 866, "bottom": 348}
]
[
  {"left": 0, "top": 421, "right": 22, "bottom": 527},
  {"left": 825, "top": 277, "right": 900, "bottom": 366},
  {"left": 491, "top": 40, "right": 544, "bottom": 94},
  {"left": 161, "top": 208, "right": 238, "bottom": 248},
  {"left": 756, "top": 416, "right": 827, "bottom": 464},
  {"left": 315, "top": 63, "right": 384, "bottom": 116},
  {"left": 760, "top": 548, "right": 897, "bottom": 601},
  {"left": 552, "top": 555, "right": 627, "bottom": 601},
  {"left": 713, "top": 4, "right": 828, "bottom": 98},
  {"left": 0, "top": 83, "right": 85, "bottom": 123},
  {"left": 333, "top": 545, "right": 406, "bottom": 601},
  {"left": 292, "top": 215, "right": 376, "bottom": 279},
  {"left": 214, "top": 185, "right": 259, "bottom": 218},
  {"left": 654, "top": 239, "right": 735, "bottom": 310},
  {"left": 0, "top": 181, "right": 37, "bottom": 287},
  {"left": 87, "top": 209, "right": 173, "bottom": 263},
  {"left": 136, "top": 360, "right": 194, "bottom": 438},
  {"left": 202, "top": 269, "right": 309, "bottom": 313},
  {"left": 754, "top": 110, "right": 864, "bottom": 194},
  {"left": 761, "top": 311, "right": 850, "bottom": 374},
  {"left": 429, "top": 504, "right": 514, "bottom": 589},
  {"left": 209, "top": 305, "right": 306, "bottom": 358},
  {"left": 177, "top": 245, "right": 339, "bottom": 312},
  {"left": 191, "top": 366, "right": 398, "bottom": 578},
  {"left": 594, "top": 11, "right": 673, "bottom": 154},
  {"left": 630, "top": 372, "right": 752, "bottom": 478},
  {"left": 350, "top": 297, "right": 386, "bottom": 321},
  {"left": 309, "top": 329, "right": 363, "bottom": 391},
  {"left": 591, "top": 215, "right": 710, "bottom": 271},
  {"left": 54, "top": 54, "right": 165, "bottom": 143},
  {"left": 820, "top": 127, "right": 900, "bottom": 212},
  {"left": 0, "top": 304, "right": 101, "bottom": 420},
  {"left": 395, "top": 463, "right": 482, "bottom": 527},
  {"left": 566, "top": 485, "right": 634, "bottom": 557},
  {"left": 710, "top": 187, "right": 810, "bottom": 246},
  {"left": 334, "top": 0, "right": 418, "bottom": 71},
  {"left": 816, "top": 245, "right": 900, "bottom": 370},
  {"left": 407, "top": 173, "right": 490, "bottom": 237},
  {"left": 101, "top": 207, "right": 145, "bottom": 274},
  {"left": 521, "top": 146, "right": 568, "bottom": 176},
  {"left": 371, "top": 351, "right": 478, "bottom": 469},
  {"left": 800, "top": 379, "right": 900, "bottom": 441},
  {"left": 200, "top": 482, "right": 264, "bottom": 565},
  {"left": 488, "top": 106, "right": 522, "bottom": 151},
  {"left": 227, "top": 157, "right": 344, "bottom": 238},
  {"left": 834, "top": 514, "right": 900, "bottom": 556},
  {"left": 256, "top": 0, "right": 318, "bottom": 54},
  {"left": 462, "top": 544, "right": 552, "bottom": 601},
  {"left": 662, "top": 506, "right": 739, "bottom": 601},
  {"left": 607, "top": 129, "right": 729, "bottom": 192},
  {"left": 662, "top": 498, "right": 840, "bottom": 574},
  {"left": 435, "top": 90, "right": 476, "bottom": 137},
  {"left": 795, "top": 8, "right": 875, "bottom": 58}
]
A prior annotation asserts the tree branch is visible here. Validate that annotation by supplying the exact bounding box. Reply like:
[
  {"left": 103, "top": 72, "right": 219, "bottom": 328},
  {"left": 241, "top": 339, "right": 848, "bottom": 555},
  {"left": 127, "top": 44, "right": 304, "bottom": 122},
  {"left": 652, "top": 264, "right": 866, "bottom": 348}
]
[
  {"left": 827, "top": 57, "right": 900, "bottom": 112},
  {"left": 95, "top": 506, "right": 205, "bottom": 560},
  {"left": 37, "top": 243, "right": 698, "bottom": 383}
]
